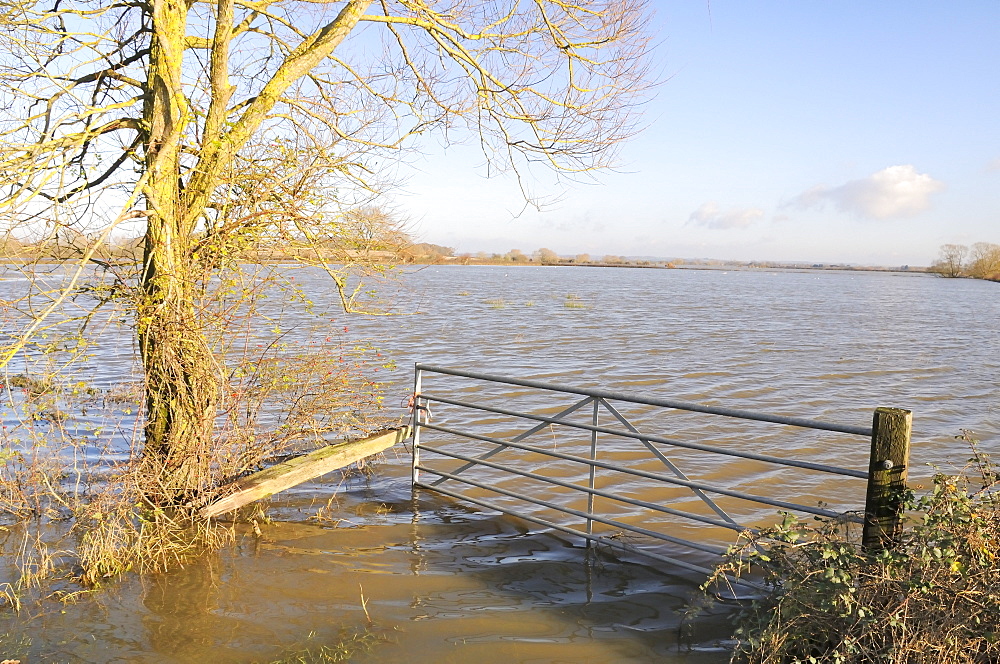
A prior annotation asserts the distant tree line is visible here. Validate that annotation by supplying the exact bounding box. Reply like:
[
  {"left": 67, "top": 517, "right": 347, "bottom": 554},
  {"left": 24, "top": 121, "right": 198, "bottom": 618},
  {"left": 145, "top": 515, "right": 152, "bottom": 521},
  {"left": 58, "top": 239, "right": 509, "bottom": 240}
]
[
  {"left": 485, "top": 249, "right": 656, "bottom": 266},
  {"left": 399, "top": 243, "right": 456, "bottom": 262},
  {"left": 0, "top": 207, "right": 466, "bottom": 265},
  {"left": 931, "top": 242, "right": 1000, "bottom": 281}
]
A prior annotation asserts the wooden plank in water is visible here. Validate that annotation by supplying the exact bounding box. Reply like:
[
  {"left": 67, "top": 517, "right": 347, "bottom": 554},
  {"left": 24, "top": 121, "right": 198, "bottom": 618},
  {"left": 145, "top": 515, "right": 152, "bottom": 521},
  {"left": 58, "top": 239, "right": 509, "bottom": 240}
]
[{"left": 200, "top": 427, "right": 411, "bottom": 519}]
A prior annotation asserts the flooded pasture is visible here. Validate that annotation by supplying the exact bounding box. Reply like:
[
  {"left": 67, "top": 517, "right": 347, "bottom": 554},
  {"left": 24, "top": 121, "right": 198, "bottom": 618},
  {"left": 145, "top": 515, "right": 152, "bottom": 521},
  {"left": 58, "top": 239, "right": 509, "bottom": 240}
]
[{"left": 0, "top": 265, "right": 997, "bottom": 662}]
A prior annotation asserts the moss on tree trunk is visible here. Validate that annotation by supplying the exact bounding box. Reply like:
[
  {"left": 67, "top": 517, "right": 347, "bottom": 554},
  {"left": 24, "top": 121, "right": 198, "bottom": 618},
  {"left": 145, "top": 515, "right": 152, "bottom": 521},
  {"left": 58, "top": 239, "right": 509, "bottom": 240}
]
[{"left": 137, "top": 0, "right": 219, "bottom": 500}]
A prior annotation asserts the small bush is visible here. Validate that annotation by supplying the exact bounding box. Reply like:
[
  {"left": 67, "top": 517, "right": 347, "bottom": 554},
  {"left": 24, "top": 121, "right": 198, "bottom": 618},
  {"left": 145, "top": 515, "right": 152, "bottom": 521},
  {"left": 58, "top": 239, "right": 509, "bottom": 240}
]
[
  {"left": 704, "top": 434, "right": 1000, "bottom": 664},
  {"left": 3, "top": 374, "right": 57, "bottom": 396}
]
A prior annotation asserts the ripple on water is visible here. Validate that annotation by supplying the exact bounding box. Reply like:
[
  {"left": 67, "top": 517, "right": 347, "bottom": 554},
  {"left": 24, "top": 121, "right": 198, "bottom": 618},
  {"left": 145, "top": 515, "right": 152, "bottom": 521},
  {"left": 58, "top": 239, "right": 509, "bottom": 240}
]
[{"left": 1, "top": 266, "right": 997, "bottom": 662}]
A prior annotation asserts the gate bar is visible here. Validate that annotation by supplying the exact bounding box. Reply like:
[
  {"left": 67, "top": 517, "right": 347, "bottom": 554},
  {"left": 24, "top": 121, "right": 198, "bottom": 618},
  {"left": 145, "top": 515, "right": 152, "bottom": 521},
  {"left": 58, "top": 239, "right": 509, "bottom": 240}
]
[
  {"left": 427, "top": 395, "right": 595, "bottom": 488},
  {"left": 420, "top": 421, "right": 865, "bottom": 523},
  {"left": 420, "top": 393, "right": 868, "bottom": 479},
  {"left": 417, "top": 467, "right": 729, "bottom": 556},
  {"left": 601, "top": 398, "right": 740, "bottom": 527},
  {"left": 416, "top": 364, "right": 873, "bottom": 437},
  {"left": 418, "top": 443, "right": 759, "bottom": 534},
  {"left": 421, "top": 482, "right": 766, "bottom": 588}
]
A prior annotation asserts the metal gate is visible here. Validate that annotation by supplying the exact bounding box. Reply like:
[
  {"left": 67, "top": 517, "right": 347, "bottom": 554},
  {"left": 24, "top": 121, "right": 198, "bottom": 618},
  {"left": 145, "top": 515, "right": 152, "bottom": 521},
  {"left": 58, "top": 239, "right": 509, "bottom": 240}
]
[{"left": 409, "top": 364, "right": 911, "bottom": 580}]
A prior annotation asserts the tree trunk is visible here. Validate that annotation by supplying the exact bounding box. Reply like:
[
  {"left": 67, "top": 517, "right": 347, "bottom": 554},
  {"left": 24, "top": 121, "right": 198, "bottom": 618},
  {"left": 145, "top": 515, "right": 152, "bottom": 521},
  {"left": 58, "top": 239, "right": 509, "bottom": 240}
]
[
  {"left": 133, "top": 0, "right": 372, "bottom": 499},
  {"left": 138, "top": 0, "right": 219, "bottom": 500},
  {"left": 138, "top": 223, "right": 219, "bottom": 500}
]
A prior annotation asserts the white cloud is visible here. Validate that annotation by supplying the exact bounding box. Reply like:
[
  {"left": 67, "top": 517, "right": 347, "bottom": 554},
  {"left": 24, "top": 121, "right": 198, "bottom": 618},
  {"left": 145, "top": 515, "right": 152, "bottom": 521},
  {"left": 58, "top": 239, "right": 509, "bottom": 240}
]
[
  {"left": 987, "top": 158, "right": 1000, "bottom": 172},
  {"left": 789, "top": 165, "right": 945, "bottom": 220},
  {"left": 687, "top": 202, "right": 764, "bottom": 229}
]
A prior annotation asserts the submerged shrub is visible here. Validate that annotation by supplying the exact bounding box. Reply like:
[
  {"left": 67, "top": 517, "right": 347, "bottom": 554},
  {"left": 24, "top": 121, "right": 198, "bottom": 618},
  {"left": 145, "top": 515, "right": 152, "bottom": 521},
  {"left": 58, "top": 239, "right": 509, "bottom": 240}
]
[{"left": 704, "top": 434, "right": 1000, "bottom": 664}]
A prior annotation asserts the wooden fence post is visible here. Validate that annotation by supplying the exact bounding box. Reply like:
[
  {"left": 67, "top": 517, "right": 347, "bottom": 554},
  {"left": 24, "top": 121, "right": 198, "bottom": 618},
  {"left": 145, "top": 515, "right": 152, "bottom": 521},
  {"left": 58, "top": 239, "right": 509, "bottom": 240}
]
[{"left": 862, "top": 407, "right": 912, "bottom": 551}]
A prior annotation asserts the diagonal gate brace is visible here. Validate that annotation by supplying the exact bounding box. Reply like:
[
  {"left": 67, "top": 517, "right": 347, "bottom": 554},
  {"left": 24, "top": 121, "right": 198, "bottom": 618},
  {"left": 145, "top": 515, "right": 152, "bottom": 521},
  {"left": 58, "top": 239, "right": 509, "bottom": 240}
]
[{"left": 427, "top": 396, "right": 595, "bottom": 487}]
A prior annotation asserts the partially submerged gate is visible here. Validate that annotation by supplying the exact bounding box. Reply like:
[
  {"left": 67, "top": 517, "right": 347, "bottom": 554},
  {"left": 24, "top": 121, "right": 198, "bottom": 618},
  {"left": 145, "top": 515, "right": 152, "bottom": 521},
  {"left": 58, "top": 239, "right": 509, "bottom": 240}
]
[{"left": 409, "top": 364, "right": 911, "bottom": 580}]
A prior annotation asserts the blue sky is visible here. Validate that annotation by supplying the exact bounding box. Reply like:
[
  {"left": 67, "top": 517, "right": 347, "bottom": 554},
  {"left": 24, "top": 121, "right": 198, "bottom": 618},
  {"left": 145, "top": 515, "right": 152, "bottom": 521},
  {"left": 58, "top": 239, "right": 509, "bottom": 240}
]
[{"left": 394, "top": 1, "right": 999, "bottom": 266}]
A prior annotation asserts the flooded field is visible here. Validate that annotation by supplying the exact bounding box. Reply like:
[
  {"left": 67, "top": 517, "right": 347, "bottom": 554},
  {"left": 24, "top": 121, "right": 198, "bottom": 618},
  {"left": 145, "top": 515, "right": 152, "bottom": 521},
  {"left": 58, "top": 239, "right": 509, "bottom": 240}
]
[{"left": 0, "top": 265, "right": 997, "bottom": 662}]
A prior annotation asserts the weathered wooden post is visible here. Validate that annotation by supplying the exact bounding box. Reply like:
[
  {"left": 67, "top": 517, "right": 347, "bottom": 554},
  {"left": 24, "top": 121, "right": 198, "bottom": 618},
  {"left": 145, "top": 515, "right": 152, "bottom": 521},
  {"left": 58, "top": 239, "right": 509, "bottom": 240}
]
[
  {"left": 862, "top": 407, "right": 912, "bottom": 551},
  {"left": 198, "top": 427, "right": 411, "bottom": 518}
]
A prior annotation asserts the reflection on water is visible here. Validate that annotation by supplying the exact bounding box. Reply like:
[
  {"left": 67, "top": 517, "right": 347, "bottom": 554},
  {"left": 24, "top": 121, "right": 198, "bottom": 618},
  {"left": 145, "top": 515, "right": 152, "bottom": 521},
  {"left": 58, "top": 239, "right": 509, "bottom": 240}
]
[
  {"left": 5, "top": 479, "right": 733, "bottom": 663},
  {"left": 0, "top": 266, "right": 997, "bottom": 662}
]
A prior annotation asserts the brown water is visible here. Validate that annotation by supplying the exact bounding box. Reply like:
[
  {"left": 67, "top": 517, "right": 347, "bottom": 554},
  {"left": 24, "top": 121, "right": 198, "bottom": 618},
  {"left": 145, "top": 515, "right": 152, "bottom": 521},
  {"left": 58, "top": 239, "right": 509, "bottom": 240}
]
[{"left": 1, "top": 265, "right": 997, "bottom": 662}]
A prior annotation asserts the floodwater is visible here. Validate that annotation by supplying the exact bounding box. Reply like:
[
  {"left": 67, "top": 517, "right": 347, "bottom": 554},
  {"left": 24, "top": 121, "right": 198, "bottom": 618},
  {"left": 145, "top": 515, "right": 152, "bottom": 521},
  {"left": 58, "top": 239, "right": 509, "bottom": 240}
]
[{"left": 0, "top": 265, "right": 997, "bottom": 663}]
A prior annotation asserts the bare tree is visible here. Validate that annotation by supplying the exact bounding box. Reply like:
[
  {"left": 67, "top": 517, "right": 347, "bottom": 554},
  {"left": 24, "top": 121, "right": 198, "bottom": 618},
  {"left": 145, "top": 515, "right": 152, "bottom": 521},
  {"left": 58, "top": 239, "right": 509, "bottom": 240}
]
[
  {"left": 967, "top": 242, "right": 1000, "bottom": 280},
  {"left": 931, "top": 244, "right": 969, "bottom": 278},
  {"left": 0, "top": 0, "right": 654, "bottom": 499},
  {"left": 534, "top": 247, "right": 559, "bottom": 264}
]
